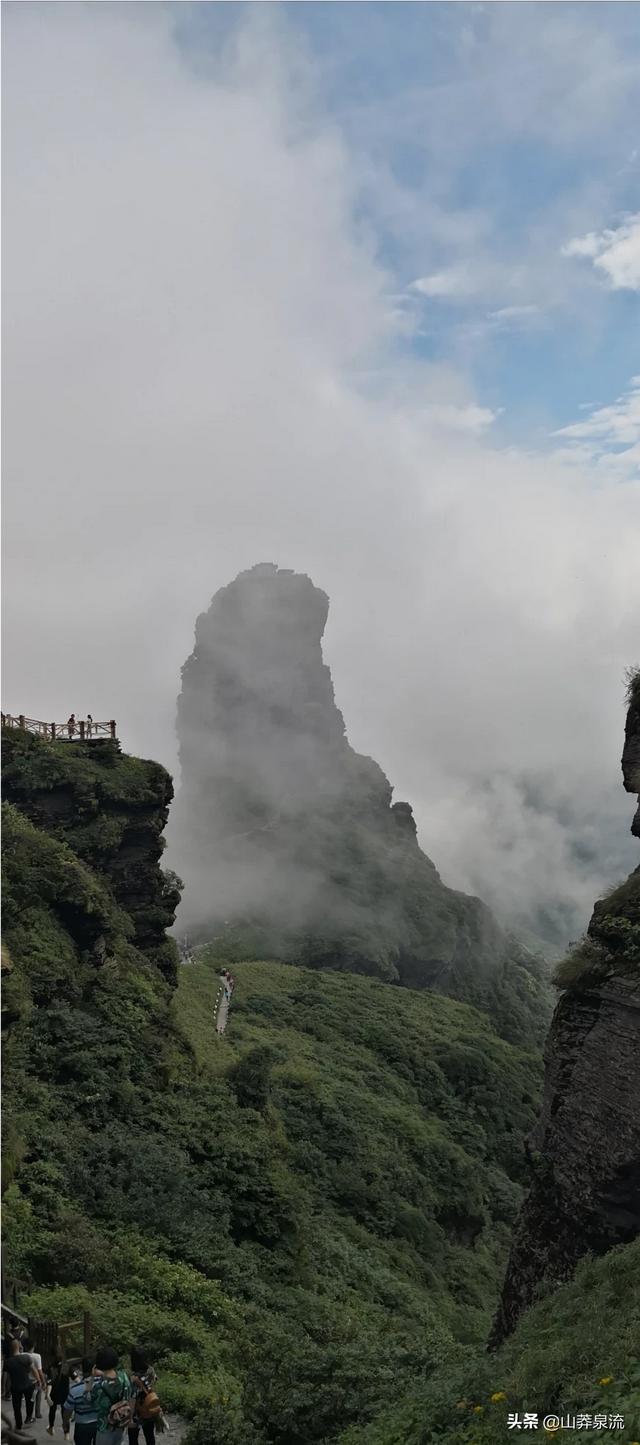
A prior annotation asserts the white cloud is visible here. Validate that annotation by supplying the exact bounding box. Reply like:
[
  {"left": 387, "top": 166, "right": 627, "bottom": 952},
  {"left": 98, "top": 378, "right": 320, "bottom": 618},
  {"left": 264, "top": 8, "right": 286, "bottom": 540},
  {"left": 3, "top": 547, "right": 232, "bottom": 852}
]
[
  {"left": 555, "top": 377, "right": 640, "bottom": 448},
  {"left": 551, "top": 378, "right": 640, "bottom": 486},
  {"left": 488, "top": 304, "right": 539, "bottom": 320},
  {"left": 486, "top": 304, "right": 542, "bottom": 329},
  {"left": 411, "top": 267, "right": 472, "bottom": 299},
  {"left": 423, "top": 402, "right": 499, "bottom": 433},
  {"left": 562, "top": 233, "right": 603, "bottom": 260},
  {"left": 3, "top": 5, "right": 639, "bottom": 946},
  {"left": 562, "top": 214, "right": 640, "bottom": 290}
]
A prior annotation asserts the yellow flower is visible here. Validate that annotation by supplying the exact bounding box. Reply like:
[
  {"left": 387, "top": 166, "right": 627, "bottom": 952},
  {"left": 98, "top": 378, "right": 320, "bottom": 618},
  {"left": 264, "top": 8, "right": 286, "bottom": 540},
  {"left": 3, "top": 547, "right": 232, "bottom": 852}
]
[
  {"left": 598, "top": 1376, "right": 614, "bottom": 1386},
  {"left": 490, "top": 1391, "right": 507, "bottom": 1403},
  {"left": 473, "top": 1405, "right": 484, "bottom": 1413}
]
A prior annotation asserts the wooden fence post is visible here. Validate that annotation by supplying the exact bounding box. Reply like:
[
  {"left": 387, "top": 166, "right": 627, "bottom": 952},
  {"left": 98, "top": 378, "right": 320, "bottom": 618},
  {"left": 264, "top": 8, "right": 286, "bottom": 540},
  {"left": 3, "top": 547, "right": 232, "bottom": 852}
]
[
  {"left": 19, "top": 715, "right": 25, "bottom": 730},
  {"left": 109, "top": 720, "right": 116, "bottom": 739},
  {"left": 51, "top": 723, "right": 56, "bottom": 739},
  {"left": 79, "top": 720, "right": 85, "bottom": 741}
]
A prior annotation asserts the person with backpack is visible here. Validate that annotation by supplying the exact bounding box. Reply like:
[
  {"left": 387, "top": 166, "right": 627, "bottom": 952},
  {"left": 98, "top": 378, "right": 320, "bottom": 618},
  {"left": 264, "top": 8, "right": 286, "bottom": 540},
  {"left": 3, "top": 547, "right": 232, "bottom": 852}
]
[
  {"left": 64, "top": 1357, "right": 98, "bottom": 1444},
  {"left": 89, "top": 1348, "right": 134, "bottom": 1445},
  {"left": 127, "top": 1347, "right": 163, "bottom": 1445}
]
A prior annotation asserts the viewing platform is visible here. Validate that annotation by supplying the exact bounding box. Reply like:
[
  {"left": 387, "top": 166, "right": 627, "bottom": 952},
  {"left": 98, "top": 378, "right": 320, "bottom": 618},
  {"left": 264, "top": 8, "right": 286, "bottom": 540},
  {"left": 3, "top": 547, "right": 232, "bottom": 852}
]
[{"left": 1, "top": 713, "right": 117, "bottom": 742}]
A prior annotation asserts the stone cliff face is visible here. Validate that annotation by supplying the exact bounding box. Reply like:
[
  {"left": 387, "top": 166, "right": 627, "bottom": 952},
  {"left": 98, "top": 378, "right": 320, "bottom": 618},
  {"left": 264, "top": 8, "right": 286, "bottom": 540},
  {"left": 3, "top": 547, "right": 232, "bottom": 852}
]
[
  {"left": 173, "top": 564, "right": 548, "bottom": 1040},
  {"left": 492, "top": 674, "right": 640, "bottom": 1342},
  {"left": 623, "top": 670, "right": 640, "bottom": 838},
  {"left": 1, "top": 727, "right": 180, "bottom": 981}
]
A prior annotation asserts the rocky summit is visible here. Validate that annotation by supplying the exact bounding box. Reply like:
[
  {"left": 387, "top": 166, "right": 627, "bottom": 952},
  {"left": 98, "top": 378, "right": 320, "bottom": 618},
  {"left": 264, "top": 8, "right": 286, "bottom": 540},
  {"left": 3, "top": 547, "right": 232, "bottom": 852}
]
[{"left": 173, "top": 563, "right": 549, "bottom": 1042}]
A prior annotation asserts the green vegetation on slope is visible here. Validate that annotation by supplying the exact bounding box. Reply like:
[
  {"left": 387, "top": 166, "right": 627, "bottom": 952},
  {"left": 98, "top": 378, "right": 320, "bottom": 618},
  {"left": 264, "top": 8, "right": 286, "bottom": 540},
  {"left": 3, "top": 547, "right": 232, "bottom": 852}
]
[
  {"left": 5, "top": 729, "right": 635, "bottom": 1445},
  {"left": 177, "top": 956, "right": 542, "bottom": 1350},
  {"left": 2, "top": 770, "right": 544, "bottom": 1445},
  {"left": 340, "top": 1237, "right": 640, "bottom": 1444},
  {"left": 554, "top": 868, "right": 640, "bottom": 991}
]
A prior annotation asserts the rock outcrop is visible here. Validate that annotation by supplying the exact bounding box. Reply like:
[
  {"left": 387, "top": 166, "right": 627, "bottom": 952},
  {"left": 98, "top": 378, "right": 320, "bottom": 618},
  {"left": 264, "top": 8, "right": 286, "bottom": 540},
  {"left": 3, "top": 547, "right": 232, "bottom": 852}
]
[
  {"left": 623, "top": 669, "right": 640, "bottom": 838},
  {"left": 491, "top": 671, "right": 640, "bottom": 1341},
  {"left": 173, "top": 564, "right": 548, "bottom": 1041},
  {"left": 1, "top": 727, "right": 180, "bottom": 980}
]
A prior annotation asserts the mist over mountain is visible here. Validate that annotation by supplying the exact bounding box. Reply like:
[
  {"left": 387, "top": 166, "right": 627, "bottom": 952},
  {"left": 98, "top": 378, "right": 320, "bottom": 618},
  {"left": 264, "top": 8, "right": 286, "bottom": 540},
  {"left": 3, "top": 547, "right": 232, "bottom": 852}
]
[
  {"left": 171, "top": 563, "right": 549, "bottom": 1041},
  {"left": 444, "top": 767, "right": 636, "bottom": 950},
  {"left": 3, "top": 1, "right": 639, "bottom": 965}
]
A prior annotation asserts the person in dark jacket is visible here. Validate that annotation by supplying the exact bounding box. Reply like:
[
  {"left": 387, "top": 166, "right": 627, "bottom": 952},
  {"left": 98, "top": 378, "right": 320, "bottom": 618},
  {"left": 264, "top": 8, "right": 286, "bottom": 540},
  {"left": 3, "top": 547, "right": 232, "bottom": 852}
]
[
  {"left": 2, "top": 1335, "right": 12, "bottom": 1400},
  {"left": 47, "top": 1358, "right": 71, "bottom": 1439},
  {"left": 5, "top": 1340, "right": 38, "bottom": 1432}
]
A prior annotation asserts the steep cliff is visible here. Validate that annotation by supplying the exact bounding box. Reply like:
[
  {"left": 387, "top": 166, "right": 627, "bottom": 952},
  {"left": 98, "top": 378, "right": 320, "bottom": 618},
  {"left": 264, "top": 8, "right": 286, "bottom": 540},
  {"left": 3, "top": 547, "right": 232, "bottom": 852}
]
[
  {"left": 623, "top": 667, "right": 640, "bottom": 837},
  {"left": 173, "top": 564, "right": 548, "bottom": 1042},
  {"left": 491, "top": 672, "right": 640, "bottom": 1342},
  {"left": 2, "top": 726, "right": 180, "bottom": 980}
]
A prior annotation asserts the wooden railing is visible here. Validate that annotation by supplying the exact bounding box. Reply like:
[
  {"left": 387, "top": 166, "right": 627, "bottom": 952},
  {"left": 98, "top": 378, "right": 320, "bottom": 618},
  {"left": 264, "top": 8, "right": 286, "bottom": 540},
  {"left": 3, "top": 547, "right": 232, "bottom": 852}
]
[
  {"left": 2, "top": 1293, "right": 91, "bottom": 1371},
  {"left": 1, "top": 715, "right": 116, "bottom": 742}
]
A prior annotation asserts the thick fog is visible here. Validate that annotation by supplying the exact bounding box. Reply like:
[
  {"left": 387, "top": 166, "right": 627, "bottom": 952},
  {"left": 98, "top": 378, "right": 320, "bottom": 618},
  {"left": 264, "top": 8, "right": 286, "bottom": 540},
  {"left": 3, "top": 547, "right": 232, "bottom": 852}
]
[{"left": 3, "top": 5, "right": 639, "bottom": 946}]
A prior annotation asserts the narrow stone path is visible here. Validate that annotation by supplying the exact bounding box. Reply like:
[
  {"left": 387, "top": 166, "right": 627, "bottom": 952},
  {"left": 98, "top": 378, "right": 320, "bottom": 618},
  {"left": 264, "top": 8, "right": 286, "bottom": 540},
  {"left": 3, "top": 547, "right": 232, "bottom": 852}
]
[{"left": 215, "top": 990, "right": 230, "bottom": 1034}]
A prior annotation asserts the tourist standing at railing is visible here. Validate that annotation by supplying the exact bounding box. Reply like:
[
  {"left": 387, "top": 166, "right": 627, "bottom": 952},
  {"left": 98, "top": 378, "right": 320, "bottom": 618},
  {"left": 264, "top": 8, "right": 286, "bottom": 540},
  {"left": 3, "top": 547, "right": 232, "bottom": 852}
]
[
  {"left": 86, "top": 715, "right": 93, "bottom": 738},
  {"left": 67, "top": 714, "right": 76, "bottom": 739}
]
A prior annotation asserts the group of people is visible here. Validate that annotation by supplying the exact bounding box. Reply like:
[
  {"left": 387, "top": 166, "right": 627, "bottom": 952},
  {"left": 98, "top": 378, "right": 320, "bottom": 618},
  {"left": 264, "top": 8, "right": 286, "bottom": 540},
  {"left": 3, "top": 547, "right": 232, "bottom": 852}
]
[
  {"left": 220, "top": 970, "right": 235, "bottom": 1000},
  {"left": 2, "top": 1335, "right": 163, "bottom": 1445},
  {"left": 65, "top": 715, "right": 93, "bottom": 738}
]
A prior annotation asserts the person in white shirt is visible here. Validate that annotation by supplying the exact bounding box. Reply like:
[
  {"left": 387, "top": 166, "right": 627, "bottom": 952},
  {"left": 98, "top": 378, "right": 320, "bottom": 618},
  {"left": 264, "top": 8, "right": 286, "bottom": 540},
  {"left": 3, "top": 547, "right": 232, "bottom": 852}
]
[{"left": 21, "top": 1339, "right": 45, "bottom": 1420}]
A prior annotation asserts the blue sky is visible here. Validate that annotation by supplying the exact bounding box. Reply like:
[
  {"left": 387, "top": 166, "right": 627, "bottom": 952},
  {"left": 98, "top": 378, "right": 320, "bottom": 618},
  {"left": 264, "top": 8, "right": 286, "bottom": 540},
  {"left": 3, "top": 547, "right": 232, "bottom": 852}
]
[{"left": 178, "top": 1, "right": 640, "bottom": 453}]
